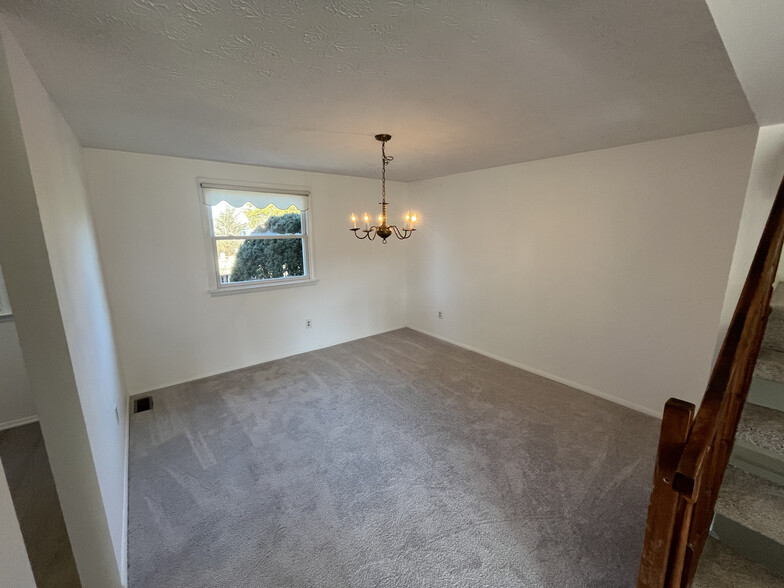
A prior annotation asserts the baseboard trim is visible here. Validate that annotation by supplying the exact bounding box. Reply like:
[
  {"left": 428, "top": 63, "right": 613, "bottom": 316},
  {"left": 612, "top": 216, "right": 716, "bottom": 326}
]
[
  {"left": 0, "top": 414, "right": 38, "bottom": 431},
  {"left": 120, "top": 401, "right": 129, "bottom": 587},
  {"left": 129, "top": 324, "right": 410, "bottom": 398},
  {"left": 408, "top": 327, "right": 662, "bottom": 419}
]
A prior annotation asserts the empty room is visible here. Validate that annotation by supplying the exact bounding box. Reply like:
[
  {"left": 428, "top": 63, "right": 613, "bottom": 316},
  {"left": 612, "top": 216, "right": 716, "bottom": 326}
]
[{"left": 1, "top": 1, "right": 784, "bottom": 587}]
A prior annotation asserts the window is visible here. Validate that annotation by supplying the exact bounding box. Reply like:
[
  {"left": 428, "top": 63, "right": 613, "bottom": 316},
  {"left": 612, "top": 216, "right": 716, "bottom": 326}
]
[
  {"left": 0, "top": 266, "right": 11, "bottom": 318},
  {"left": 199, "top": 182, "right": 314, "bottom": 292}
]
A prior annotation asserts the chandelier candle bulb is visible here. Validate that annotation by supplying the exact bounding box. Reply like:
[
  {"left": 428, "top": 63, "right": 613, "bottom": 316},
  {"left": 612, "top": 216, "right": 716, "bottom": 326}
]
[{"left": 351, "top": 214, "right": 357, "bottom": 229}]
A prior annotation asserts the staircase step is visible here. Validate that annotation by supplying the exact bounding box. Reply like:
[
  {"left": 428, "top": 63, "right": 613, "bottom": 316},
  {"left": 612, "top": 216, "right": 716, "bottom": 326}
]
[
  {"left": 749, "top": 377, "right": 784, "bottom": 413},
  {"left": 771, "top": 283, "right": 784, "bottom": 308},
  {"left": 732, "top": 403, "right": 784, "bottom": 486},
  {"left": 730, "top": 443, "right": 784, "bottom": 486},
  {"left": 754, "top": 348, "right": 784, "bottom": 386},
  {"left": 712, "top": 465, "right": 784, "bottom": 577},
  {"left": 693, "top": 537, "right": 784, "bottom": 587},
  {"left": 762, "top": 286, "right": 784, "bottom": 353},
  {"left": 737, "top": 403, "right": 784, "bottom": 460},
  {"left": 715, "top": 465, "right": 784, "bottom": 545}
]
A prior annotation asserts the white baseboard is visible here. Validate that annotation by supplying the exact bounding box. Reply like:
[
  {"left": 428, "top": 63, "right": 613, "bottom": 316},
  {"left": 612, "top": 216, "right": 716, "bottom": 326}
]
[
  {"left": 0, "top": 414, "right": 38, "bottom": 431},
  {"left": 120, "top": 401, "right": 129, "bottom": 587},
  {"left": 408, "top": 327, "right": 663, "bottom": 419},
  {"left": 130, "top": 323, "right": 410, "bottom": 398}
]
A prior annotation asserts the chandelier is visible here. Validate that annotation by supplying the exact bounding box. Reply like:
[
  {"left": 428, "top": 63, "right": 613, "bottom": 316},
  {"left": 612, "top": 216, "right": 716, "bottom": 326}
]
[{"left": 350, "top": 134, "right": 416, "bottom": 244}]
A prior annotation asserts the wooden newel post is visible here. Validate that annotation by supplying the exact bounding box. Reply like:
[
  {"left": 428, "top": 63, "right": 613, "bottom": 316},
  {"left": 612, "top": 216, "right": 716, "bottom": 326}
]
[{"left": 638, "top": 398, "right": 695, "bottom": 588}]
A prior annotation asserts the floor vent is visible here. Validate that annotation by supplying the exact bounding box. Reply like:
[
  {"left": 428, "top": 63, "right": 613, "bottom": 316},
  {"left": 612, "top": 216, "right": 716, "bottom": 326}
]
[{"left": 133, "top": 396, "right": 153, "bottom": 414}]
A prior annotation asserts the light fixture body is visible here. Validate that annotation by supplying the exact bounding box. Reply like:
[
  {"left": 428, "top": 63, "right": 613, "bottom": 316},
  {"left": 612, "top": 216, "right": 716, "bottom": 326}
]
[{"left": 350, "top": 134, "right": 415, "bottom": 244}]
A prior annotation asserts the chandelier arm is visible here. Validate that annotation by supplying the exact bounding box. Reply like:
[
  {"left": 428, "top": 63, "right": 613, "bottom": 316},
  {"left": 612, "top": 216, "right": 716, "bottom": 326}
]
[{"left": 391, "top": 225, "right": 416, "bottom": 240}]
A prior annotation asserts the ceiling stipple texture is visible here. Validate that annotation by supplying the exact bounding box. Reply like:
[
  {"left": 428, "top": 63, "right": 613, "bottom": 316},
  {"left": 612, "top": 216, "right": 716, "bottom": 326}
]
[{"left": 0, "top": 0, "right": 755, "bottom": 181}]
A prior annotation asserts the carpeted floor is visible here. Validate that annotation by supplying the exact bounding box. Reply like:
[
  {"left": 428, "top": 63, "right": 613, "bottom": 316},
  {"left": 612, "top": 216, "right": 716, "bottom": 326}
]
[{"left": 129, "top": 328, "right": 660, "bottom": 587}]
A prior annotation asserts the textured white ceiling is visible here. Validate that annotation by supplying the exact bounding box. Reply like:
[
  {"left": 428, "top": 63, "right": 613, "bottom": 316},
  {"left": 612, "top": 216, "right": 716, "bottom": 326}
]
[{"left": 0, "top": 0, "right": 754, "bottom": 181}]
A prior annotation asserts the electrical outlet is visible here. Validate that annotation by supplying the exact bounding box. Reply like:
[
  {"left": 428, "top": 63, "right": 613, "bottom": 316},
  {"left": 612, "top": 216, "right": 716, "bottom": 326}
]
[
  {"left": 306, "top": 319, "right": 312, "bottom": 328},
  {"left": 437, "top": 311, "right": 443, "bottom": 319}
]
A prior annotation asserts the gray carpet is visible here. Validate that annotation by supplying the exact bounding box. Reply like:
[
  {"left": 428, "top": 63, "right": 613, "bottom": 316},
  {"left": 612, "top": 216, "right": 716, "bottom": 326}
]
[
  {"left": 0, "top": 422, "right": 81, "bottom": 588},
  {"left": 129, "top": 328, "right": 660, "bottom": 587}
]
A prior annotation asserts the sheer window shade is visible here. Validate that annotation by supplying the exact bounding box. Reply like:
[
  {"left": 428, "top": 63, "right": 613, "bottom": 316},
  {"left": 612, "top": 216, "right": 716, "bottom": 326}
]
[{"left": 201, "top": 184, "right": 309, "bottom": 211}]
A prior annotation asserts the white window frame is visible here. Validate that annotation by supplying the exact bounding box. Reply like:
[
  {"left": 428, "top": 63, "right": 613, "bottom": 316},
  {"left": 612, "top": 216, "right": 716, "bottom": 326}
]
[{"left": 198, "top": 179, "right": 317, "bottom": 295}]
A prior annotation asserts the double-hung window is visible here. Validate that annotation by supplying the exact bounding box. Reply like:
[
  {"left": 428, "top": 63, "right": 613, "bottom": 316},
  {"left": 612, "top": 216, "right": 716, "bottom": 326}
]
[{"left": 200, "top": 182, "right": 313, "bottom": 292}]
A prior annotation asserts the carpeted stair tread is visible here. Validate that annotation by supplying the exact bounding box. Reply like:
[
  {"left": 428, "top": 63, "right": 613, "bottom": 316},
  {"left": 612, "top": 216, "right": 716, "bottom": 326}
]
[
  {"left": 715, "top": 465, "right": 784, "bottom": 545},
  {"left": 754, "top": 348, "right": 784, "bottom": 385},
  {"left": 737, "top": 403, "right": 784, "bottom": 459},
  {"left": 763, "top": 286, "right": 784, "bottom": 352},
  {"left": 771, "top": 283, "right": 784, "bottom": 309},
  {"left": 693, "top": 537, "right": 784, "bottom": 587}
]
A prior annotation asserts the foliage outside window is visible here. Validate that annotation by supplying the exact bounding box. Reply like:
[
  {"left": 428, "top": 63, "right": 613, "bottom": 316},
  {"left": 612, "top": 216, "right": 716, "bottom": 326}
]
[{"left": 201, "top": 184, "right": 312, "bottom": 290}]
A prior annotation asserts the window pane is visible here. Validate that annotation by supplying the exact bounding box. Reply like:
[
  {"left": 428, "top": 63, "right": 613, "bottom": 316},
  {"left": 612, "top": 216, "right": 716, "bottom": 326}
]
[
  {"left": 216, "top": 239, "right": 244, "bottom": 283},
  {"left": 221, "top": 238, "right": 306, "bottom": 283},
  {"left": 211, "top": 201, "right": 302, "bottom": 236}
]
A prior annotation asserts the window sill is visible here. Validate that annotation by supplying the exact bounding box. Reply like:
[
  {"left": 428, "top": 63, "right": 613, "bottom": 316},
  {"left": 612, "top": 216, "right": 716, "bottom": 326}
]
[
  {"left": 0, "top": 313, "right": 13, "bottom": 323},
  {"left": 209, "top": 277, "right": 318, "bottom": 296}
]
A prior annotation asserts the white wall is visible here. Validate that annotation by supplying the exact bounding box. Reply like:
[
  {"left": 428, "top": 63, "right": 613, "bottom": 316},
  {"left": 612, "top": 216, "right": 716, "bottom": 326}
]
[
  {"left": 0, "top": 319, "right": 36, "bottom": 430},
  {"left": 0, "top": 24, "right": 125, "bottom": 587},
  {"left": 717, "top": 124, "right": 784, "bottom": 347},
  {"left": 706, "top": 0, "right": 784, "bottom": 126},
  {"left": 0, "top": 456, "right": 36, "bottom": 588},
  {"left": 82, "top": 149, "right": 409, "bottom": 395},
  {"left": 406, "top": 126, "right": 758, "bottom": 416}
]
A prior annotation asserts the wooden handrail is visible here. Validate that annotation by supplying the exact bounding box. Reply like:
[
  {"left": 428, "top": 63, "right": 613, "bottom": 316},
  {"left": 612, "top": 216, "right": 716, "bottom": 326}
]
[{"left": 638, "top": 172, "right": 784, "bottom": 587}]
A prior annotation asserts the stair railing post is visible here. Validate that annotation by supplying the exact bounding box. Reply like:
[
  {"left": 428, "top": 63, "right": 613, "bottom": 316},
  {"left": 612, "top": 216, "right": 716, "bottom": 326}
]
[{"left": 638, "top": 398, "right": 695, "bottom": 588}]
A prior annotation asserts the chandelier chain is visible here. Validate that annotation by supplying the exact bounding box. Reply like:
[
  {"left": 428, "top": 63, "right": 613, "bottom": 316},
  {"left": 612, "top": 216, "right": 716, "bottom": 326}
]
[{"left": 381, "top": 140, "right": 393, "bottom": 203}]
